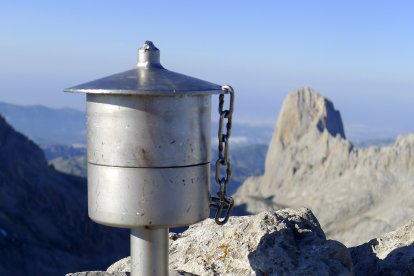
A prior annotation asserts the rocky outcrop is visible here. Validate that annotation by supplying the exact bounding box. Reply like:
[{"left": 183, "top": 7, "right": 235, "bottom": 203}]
[
  {"left": 106, "top": 208, "right": 353, "bottom": 275},
  {"left": 235, "top": 88, "right": 414, "bottom": 246},
  {"left": 0, "top": 115, "right": 128, "bottom": 275},
  {"left": 67, "top": 270, "right": 194, "bottom": 276},
  {"left": 350, "top": 219, "right": 414, "bottom": 275},
  {"left": 49, "top": 155, "right": 87, "bottom": 177},
  {"left": 66, "top": 210, "right": 414, "bottom": 276},
  {"left": 67, "top": 273, "right": 127, "bottom": 276}
]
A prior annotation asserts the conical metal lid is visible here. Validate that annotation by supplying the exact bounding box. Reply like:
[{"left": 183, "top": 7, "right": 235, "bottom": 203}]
[{"left": 65, "top": 41, "right": 222, "bottom": 95}]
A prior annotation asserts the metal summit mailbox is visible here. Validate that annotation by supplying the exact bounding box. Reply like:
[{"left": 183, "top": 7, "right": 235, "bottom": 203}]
[{"left": 65, "top": 41, "right": 234, "bottom": 275}]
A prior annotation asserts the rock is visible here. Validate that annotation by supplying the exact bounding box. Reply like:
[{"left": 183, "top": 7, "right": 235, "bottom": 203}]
[
  {"left": 350, "top": 219, "right": 414, "bottom": 275},
  {"left": 272, "top": 86, "right": 345, "bottom": 148},
  {"left": 67, "top": 270, "right": 194, "bottom": 276},
  {"left": 66, "top": 272, "right": 128, "bottom": 276},
  {"left": 107, "top": 259, "right": 130, "bottom": 273},
  {"left": 108, "top": 208, "right": 353, "bottom": 275},
  {"left": 235, "top": 88, "right": 414, "bottom": 246},
  {"left": 49, "top": 155, "right": 87, "bottom": 177}
]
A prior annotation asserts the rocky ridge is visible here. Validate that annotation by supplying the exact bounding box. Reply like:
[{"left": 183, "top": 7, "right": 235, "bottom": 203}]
[
  {"left": 235, "top": 87, "right": 414, "bottom": 246},
  {"left": 97, "top": 208, "right": 354, "bottom": 276},
  {"left": 49, "top": 155, "right": 87, "bottom": 177},
  {"left": 70, "top": 208, "right": 414, "bottom": 275},
  {"left": 0, "top": 115, "right": 128, "bottom": 275}
]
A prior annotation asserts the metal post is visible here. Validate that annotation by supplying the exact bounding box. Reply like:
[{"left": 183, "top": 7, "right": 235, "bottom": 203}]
[{"left": 130, "top": 227, "right": 169, "bottom": 276}]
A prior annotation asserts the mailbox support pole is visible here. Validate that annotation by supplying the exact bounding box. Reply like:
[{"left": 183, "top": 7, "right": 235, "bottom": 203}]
[{"left": 130, "top": 227, "right": 169, "bottom": 276}]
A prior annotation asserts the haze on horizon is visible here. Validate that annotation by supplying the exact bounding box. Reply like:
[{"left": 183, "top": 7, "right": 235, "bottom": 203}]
[{"left": 0, "top": 1, "right": 413, "bottom": 141}]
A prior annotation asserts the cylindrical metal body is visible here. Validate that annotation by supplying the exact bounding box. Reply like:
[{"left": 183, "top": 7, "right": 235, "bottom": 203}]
[
  {"left": 66, "top": 41, "right": 225, "bottom": 276},
  {"left": 87, "top": 94, "right": 211, "bottom": 228},
  {"left": 87, "top": 94, "right": 211, "bottom": 167},
  {"left": 131, "top": 227, "right": 169, "bottom": 276}
]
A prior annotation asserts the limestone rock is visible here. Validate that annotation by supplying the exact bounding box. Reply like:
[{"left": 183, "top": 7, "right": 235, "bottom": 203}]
[
  {"left": 66, "top": 272, "right": 127, "bottom": 276},
  {"left": 235, "top": 88, "right": 414, "bottom": 246},
  {"left": 49, "top": 155, "right": 87, "bottom": 177},
  {"left": 108, "top": 208, "right": 353, "bottom": 275},
  {"left": 350, "top": 219, "right": 414, "bottom": 275},
  {"left": 66, "top": 270, "right": 193, "bottom": 276}
]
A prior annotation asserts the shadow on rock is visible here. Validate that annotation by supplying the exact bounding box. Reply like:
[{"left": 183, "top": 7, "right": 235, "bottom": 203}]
[
  {"left": 351, "top": 242, "right": 414, "bottom": 275},
  {"left": 247, "top": 210, "right": 353, "bottom": 275}
]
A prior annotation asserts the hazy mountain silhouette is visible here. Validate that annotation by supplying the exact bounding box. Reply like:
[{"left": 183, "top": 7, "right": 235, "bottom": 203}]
[
  {"left": 0, "top": 102, "right": 86, "bottom": 146},
  {"left": 0, "top": 115, "right": 128, "bottom": 275},
  {"left": 48, "top": 144, "right": 268, "bottom": 197}
]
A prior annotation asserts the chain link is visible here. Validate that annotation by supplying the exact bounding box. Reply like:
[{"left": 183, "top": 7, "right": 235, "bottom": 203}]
[{"left": 210, "top": 85, "right": 235, "bottom": 225}]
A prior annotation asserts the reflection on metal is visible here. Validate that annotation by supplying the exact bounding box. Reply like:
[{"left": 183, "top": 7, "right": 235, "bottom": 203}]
[
  {"left": 65, "top": 41, "right": 233, "bottom": 276},
  {"left": 86, "top": 94, "right": 211, "bottom": 168},
  {"left": 131, "top": 227, "right": 168, "bottom": 276},
  {"left": 88, "top": 163, "right": 210, "bottom": 227},
  {"left": 65, "top": 41, "right": 221, "bottom": 95}
]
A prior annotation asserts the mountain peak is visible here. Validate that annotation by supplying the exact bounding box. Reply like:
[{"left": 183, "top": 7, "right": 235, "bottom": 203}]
[
  {"left": 276, "top": 87, "right": 345, "bottom": 147},
  {"left": 235, "top": 88, "right": 414, "bottom": 246}
]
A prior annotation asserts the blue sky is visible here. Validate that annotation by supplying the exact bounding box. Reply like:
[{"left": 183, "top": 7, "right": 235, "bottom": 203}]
[{"left": 0, "top": 1, "right": 413, "bottom": 139}]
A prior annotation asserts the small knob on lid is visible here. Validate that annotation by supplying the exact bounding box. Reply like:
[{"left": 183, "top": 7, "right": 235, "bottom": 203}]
[{"left": 137, "top": 41, "right": 162, "bottom": 68}]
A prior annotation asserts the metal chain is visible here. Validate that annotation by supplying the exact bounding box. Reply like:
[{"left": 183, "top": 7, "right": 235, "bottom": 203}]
[{"left": 210, "top": 85, "right": 235, "bottom": 225}]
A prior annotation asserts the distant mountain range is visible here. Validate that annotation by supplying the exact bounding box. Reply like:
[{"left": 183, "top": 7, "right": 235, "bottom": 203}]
[
  {"left": 0, "top": 115, "right": 129, "bottom": 275},
  {"left": 48, "top": 144, "right": 268, "bottom": 196},
  {"left": 0, "top": 100, "right": 398, "bottom": 201},
  {"left": 0, "top": 101, "right": 271, "bottom": 195},
  {"left": 0, "top": 101, "right": 274, "bottom": 148},
  {"left": 0, "top": 101, "right": 395, "bottom": 150},
  {"left": 0, "top": 102, "right": 86, "bottom": 146}
]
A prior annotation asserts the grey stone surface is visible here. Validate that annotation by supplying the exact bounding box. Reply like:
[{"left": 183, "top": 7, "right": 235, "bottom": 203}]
[
  {"left": 66, "top": 272, "right": 128, "bottom": 276},
  {"left": 108, "top": 208, "right": 353, "bottom": 275},
  {"left": 350, "top": 219, "right": 414, "bottom": 275},
  {"left": 106, "top": 259, "right": 129, "bottom": 273},
  {"left": 66, "top": 270, "right": 192, "bottom": 276},
  {"left": 50, "top": 155, "right": 87, "bottom": 177},
  {"left": 235, "top": 87, "right": 414, "bottom": 246}
]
